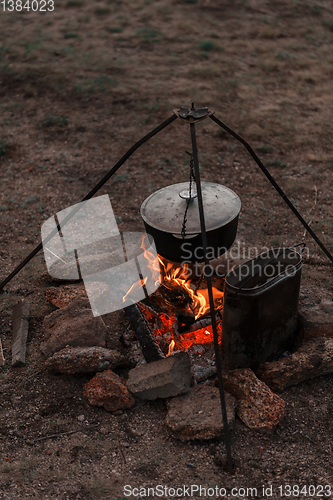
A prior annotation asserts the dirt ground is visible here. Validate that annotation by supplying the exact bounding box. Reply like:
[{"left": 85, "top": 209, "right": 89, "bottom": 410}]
[{"left": 1, "top": 0, "right": 333, "bottom": 498}]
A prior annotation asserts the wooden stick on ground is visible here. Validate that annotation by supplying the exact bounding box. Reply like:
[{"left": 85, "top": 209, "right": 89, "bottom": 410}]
[
  {"left": 12, "top": 299, "right": 30, "bottom": 367},
  {"left": 32, "top": 430, "right": 78, "bottom": 443}
]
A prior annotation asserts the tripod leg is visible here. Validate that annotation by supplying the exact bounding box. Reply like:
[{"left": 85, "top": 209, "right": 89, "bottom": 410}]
[
  {"left": 0, "top": 113, "right": 178, "bottom": 292},
  {"left": 190, "top": 121, "right": 233, "bottom": 471},
  {"left": 210, "top": 114, "right": 333, "bottom": 266}
]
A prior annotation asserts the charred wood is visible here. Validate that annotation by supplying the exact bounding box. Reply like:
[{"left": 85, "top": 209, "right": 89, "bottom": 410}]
[{"left": 124, "top": 304, "right": 165, "bottom": 362}]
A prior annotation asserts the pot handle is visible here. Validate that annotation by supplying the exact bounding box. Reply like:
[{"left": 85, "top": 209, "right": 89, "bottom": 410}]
[
  {"left": 172, "top": 233, "right": 199, "bottom": 240},
  {"left": 289, "top": 242, "right": 307, "bottom": 255}
]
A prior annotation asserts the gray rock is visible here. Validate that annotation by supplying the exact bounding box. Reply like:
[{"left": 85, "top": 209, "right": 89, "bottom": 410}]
[
  {"left": 192, "top": 363, "right": 217, "bottom": 384},
  {"left": 222, "top": 368, "right": 285, "bottom": 433},
  {"left": 166, "top": 385, "right": 236, "bottom": 441},
  {"left": 299, "top": 302, "right": 333, "bottom": 342},
  {"left": 40, "top": 297, "right": 107, "bottom": 357},
  {"left": 320, "top": 299, "right": 333, "bottom": 316},
  {"left": 127, "top": 351, "right": 191, "bottom": 400},
  {"left": 256, "top": 337, "right": 333, "bottom": 392},
  {"left": 44, "top": 346, "right": 129, "bottom": 374}
]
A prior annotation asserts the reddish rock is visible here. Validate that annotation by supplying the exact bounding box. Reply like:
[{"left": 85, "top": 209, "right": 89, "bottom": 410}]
[
  {"left": 40, "top": 298, "right": 107, "bottom": 357},
  {"left": 256, "top": 337, "right": 333, "bottom": 392},
  {"left": 166, "top": 385, "right": 236, "bottom": 441},
  {"left": 44, "top": 346, "right": 129, "bottom": 374},
  {"left": 83, "top": 370, "right": 135, "bottom": 412},
  {"left": 45, "top": 284, "right": 87, "bottom": 309},
  {"left": 222, "top": 368, "right": 285, "bottom": 433},
  {"left": 127, "top": 352, "right": 191, "bottom": 400}
]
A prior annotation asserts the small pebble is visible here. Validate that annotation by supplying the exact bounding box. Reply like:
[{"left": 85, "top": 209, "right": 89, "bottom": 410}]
[
  {"left": 99, "top": 427, "right": 109, "bottom": 436},
  {"left": 77, "top": 415, "right": 85, "bottom": 422}
]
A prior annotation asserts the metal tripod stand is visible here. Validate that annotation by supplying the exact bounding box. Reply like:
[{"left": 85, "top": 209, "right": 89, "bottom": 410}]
[{"left": 1, "top": 104, "right": 333, "bottom": 470}]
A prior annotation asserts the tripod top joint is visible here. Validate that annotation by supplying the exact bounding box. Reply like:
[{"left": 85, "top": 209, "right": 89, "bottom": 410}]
[{"left": 173, "top": 105, "right": 214, "bottom": 123}]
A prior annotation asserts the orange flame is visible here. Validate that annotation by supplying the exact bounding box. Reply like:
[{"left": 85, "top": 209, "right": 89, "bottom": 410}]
[
  {"left": 156, "top": 258, "right": 223, "bottom": 320},
  {"left": 140, "top": 235, "right": 161, "bottom": 288},
  {"left": 135, "top": 235, "right": 224, "bottom": 320},
  {"left": 128, "top": 236, "right": 224, "bottom": 319},
  {"left": 166, "top": 339, "right": 175, "bottom": 357},
  {"left": 122, "top": 234, "right": 158, "bottom": 303},
  {"left": 122, "top": 276, "right": 148, "bottom": 303}
]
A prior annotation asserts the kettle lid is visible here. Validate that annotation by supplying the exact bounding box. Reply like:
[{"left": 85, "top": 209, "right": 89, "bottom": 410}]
[{"left": 140, "top": 181, "right": 241, "bottom": 235}]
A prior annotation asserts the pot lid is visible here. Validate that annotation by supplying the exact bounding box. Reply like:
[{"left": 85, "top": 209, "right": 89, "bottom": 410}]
[{"left": 141, "top": 182, "right": 241, "bottom": 235}]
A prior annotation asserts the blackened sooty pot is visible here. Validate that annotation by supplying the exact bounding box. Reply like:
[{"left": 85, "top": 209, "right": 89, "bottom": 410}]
[{"left": 140, "top": 182, "right": 241, "bottom": 263}]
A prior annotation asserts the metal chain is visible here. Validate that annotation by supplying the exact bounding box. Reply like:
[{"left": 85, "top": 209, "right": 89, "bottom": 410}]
[{"left": 181, "top": 151, "right": 196, "bottom": 240}]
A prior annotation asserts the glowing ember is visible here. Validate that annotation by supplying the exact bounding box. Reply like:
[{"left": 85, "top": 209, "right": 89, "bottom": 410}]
[{"left": 138, "top": 274, "right": 223, "bottom": 355}]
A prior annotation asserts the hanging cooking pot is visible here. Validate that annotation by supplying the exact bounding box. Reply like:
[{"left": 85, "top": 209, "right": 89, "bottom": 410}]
[{"left": 140, "top": 181, "right": 241, "bottom": 262}]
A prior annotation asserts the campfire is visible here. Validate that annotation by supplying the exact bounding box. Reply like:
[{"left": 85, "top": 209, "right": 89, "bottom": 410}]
[{"left": 132, "top": 253, "right": 224, "bottom": 357}]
